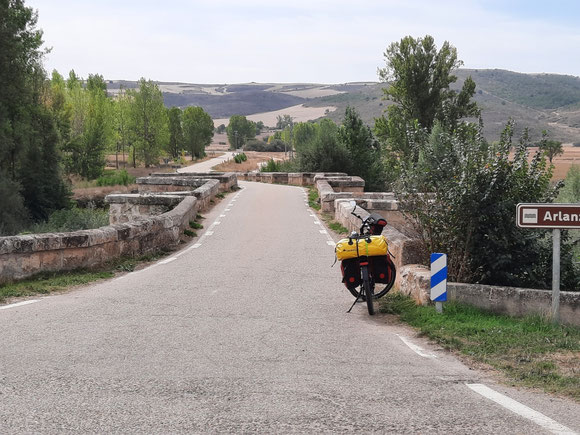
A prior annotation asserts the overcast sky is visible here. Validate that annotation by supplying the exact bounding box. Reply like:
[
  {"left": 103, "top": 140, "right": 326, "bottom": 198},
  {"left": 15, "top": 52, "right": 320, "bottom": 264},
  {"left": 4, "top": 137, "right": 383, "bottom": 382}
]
[{"left": 27, "top": 0, "right": 580, "bottom": 84}]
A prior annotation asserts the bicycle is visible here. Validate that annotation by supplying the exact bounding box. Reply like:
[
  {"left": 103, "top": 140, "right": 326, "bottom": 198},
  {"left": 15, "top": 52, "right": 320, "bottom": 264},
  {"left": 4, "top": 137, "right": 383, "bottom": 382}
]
[{"left": 335, "top": 201, "right": 396, "bottom": 315}]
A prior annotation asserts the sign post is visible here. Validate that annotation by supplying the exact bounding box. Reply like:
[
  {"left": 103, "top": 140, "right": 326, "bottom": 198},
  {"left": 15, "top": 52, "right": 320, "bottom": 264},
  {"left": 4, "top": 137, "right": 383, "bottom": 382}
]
[
  {"left": 516, "top": 203, "right": 580, "bottom": 323},
  {"left": 430, "top": 253, "right": 447, "bottom": 314}
]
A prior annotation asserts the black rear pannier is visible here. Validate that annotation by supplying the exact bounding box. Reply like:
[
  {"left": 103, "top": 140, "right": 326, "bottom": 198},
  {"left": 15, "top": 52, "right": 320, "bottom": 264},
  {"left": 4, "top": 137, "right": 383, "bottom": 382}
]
[
  {"left": 369, "top": 255, "right": 395, "bottom": 285},
  {"left": 340, "top": 257, "right": 362, "bottom": 289}
]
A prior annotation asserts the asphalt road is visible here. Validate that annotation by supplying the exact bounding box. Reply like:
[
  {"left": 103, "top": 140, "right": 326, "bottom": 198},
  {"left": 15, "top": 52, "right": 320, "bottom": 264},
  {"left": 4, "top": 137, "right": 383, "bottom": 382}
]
[
  {"left": 1, "top": 181, "right": 579, "bottom": 433},
  {"left": 178, "top": 152, "right": 235, "bottom": 173}
]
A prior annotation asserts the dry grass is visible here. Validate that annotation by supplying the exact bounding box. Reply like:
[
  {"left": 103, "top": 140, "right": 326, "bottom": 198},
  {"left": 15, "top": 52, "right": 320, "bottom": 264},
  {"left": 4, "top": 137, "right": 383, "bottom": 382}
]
[{"left": 510, "top": 146, "right": 580, "bottom": 180}]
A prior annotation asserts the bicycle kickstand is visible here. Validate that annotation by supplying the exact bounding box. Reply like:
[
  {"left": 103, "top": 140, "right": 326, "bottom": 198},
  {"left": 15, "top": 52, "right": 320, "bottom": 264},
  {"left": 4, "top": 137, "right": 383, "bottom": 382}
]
[{"left": 346, "top": 292, "right": 362, "bottom": 313}]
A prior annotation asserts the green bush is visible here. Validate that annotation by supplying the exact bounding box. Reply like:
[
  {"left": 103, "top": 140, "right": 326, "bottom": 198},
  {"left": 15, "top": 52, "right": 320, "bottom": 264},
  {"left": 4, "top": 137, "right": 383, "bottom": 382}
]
[
  {"left": 233, "top": 153, "right": 247, "bottom": 164},
  {"left": 96, "top": 169, "right": 136, "bottom": 186},
  {"left": 26, "top": 206, "right": 109, "bottom": 234},
  {"left": 399, "top": 121, "right": 578, "bottom": 290},
  {"left": 243, "top": 139, "right": 286, "bottom": 152},
  {"left": 557, "top": 165, "right": 580, "bottom": 276},
  {"left": 260, "top": 159, "right": 281, "bottom": 172},
  {"left": 558, "top": 165, "right": 580, "bottom": 203}
]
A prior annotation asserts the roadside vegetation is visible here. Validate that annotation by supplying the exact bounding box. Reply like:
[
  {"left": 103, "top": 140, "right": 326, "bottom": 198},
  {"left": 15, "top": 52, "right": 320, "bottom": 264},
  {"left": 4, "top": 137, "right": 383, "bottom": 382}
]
[
  {"left": 0, "top": 253, "right": 165, "bottom": 304},
  {"left": 22, "top": 206, "right": 109, "bottom": 234},
  {"left": 380, "top": 293, "right": 580, "bottom": 400},
  {"left": 0, "top": 1, "right": 216, "bottom": 236},
  {"left": 307, "top": 186, "right": 321, "bottom": 211},
  {"left": 95, "top": 169, "right": 136, "bottom": 186},
  {"left": 320, "top": 213, "right": 349, "bottom": 235},
  {"left": 557, "top": 165, "right": 580, "bottom": 268}
]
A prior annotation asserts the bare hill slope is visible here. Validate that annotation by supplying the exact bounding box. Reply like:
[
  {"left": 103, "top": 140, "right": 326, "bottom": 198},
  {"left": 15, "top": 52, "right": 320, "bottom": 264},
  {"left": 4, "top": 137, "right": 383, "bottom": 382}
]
[{"left": 107, "top": 70, "right": 580, "bottom": 143}]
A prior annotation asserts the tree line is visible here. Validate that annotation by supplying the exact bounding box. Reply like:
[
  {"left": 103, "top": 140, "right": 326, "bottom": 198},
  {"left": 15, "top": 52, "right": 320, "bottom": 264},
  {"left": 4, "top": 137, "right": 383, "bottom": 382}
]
[
  {"left": 248, "top": 34, "right": 577, "bottom": 291},
  {"left": 0, "top": 0, "right": 214, "bottom": 235}
]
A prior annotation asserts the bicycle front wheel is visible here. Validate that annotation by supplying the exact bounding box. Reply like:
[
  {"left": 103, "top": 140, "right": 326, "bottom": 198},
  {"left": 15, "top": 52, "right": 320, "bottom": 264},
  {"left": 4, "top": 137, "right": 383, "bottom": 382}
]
[{"left": 361, "top": 266, "right": 374, "bottom": 315}]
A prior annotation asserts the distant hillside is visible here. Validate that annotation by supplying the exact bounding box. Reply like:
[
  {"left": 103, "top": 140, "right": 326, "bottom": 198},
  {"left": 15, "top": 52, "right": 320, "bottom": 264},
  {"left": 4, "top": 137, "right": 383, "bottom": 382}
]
[
  {"left": 107, "top": 69, "right": 580, "bottom": 143},
  {"left": 459, "top": 69, "right": 580, "bottom": 110}
]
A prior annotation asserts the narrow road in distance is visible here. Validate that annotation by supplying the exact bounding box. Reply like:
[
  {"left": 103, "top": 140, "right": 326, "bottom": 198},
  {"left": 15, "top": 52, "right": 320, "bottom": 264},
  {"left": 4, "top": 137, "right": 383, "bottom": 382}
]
[
  {"left": 178, "top": 151, "right": 234, "bottom": 173},
  {"left": 1, "top": 181, "right": 579, "bottom": 433}
]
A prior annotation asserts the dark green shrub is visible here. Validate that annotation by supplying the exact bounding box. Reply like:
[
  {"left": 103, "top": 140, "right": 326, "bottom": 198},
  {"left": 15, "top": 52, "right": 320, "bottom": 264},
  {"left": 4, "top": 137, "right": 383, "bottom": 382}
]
[
  {"left": 0, "top": 174, "right": 30, "bottom": 236},
  {"left": 96, "top": 169, "right": 136, "bottom": 186},
  {"left": 260, "top": 159, "right": 282, "bottom": 172},
  {"left": 243, "top": 139, "right": 286, "bottom": 152},
  {"left": 233, "top": 153, "right": 247, "bottom": 163},
  {"left": 399, "top": 121, "right": 578, "bottom": 290},
  {"left": 189, "top": 221, "right": 203, "bottom": 229},
  {"left": 26, "top": 206, "right": 109, "bottom": 234}
]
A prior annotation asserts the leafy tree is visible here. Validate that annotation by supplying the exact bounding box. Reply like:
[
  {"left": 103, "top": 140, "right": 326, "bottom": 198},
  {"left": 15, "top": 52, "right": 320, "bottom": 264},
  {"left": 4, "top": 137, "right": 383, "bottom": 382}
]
[
  {"left": 216, "top": 123, "right": 226, "bottom": 134},
  {"left": 338, "top": 107, "right": 385, "bottom": 191},
  {"left": 378, "top": 35, "right": 479, "bottom": 131},
  {"left": 61, "top": 72, "right": 112, "bottom": 179},
  {"left": 292, "top": 122, "right": 317, "bottom": 154},
  {"left": 226, "top": 115, "right": 256, "bottom": 149},
  {"left": 297, "top": 119, "right": 350, "bottom": 172},
  {"left": 167, "top": 107, "right": 183, "bottom": 159},
  {"left": 255, "top": 120, "right": 264, "bottom": 132},
  {"left": 539, "top": 130, "right": 563, "bottom": 163},
  {"left": 182, "top": 106, "right": 213, "bottom": 159},
  {"left": 46, "top": 70, "right": 71, "bottom": 148},
  {"left": 127, "top": 78, "right": 169, "bottom": 167},
  {"left": 276, "top": 114, "right": 293, "bottom": 130},
  {"left": 0, "top": 172, "right": 29, "bottom": 235},
  {"left": 19, "top": 104, "right": 70, "bottom": 221},
  {"left": 376, "top": 35, "right": 479, "bottom": 174},
  {"left": 0, "top": 0, "right": 69, "bottom": 231},
  {"left": 399, "top": 121, "right": 577, "bottom": 290},
  {"left": 112, "top": 86, "right": 131, "bottom": 168},
  {"left": 81, "top": 74, "right": 112, "bottom": 179}
]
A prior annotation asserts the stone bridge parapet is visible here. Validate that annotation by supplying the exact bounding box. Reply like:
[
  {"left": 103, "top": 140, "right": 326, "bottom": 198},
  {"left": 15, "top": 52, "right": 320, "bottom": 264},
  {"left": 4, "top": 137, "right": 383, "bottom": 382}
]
[{"left": 0, "top": 175, "right": 229, "bottom": 284}]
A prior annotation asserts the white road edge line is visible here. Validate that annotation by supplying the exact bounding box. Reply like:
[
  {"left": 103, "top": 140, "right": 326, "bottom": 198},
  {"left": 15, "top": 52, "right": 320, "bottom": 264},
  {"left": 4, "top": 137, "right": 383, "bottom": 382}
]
[
  {"left": 466, "top": 384, "right": 577, "bottom": 435},
  {"left": 0, "top": 300, "right": 40, "bottom": 310},
  {"left": 158, "top": 257, "right": 177, "bottom": 265},
  {"left": 396, "top": 334, "right": 437, "bottom": 359},
  {"left": 327, "top": 241, "right": 336, "bottom": 246}
]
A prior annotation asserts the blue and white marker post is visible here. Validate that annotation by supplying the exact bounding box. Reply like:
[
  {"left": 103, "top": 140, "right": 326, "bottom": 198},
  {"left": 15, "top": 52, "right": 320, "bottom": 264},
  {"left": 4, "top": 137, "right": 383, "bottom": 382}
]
[{"left": 430, "top": 253, "right": 448, "bottom": 313}]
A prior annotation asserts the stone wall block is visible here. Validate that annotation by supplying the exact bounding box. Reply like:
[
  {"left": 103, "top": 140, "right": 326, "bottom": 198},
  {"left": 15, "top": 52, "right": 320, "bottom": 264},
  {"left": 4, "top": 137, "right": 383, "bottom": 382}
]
[{"left": 398, "top": 265, "right": 431, "bottom": 305}]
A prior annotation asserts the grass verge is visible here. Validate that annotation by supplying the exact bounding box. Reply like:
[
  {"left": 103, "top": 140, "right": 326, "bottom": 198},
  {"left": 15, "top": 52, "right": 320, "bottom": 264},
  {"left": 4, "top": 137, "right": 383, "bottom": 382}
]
[
  {"left": 308, "top": 186, "right": 321, "bottom": 211},
  {"left": 321, "top": 212, "right": 349, "bottom": 235},
  {"left": 379, "top": 293, "right": 580, "bottom": 400},
  {"left": 0, "top": 253, "right": 166, "bottom": 304}
]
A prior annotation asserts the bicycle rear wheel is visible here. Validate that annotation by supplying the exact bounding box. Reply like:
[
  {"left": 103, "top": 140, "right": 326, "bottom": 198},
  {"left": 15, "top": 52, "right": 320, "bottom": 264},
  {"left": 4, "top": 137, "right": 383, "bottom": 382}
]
[{"left": 361, "top": 266, "right": 374, "bottom": 315}]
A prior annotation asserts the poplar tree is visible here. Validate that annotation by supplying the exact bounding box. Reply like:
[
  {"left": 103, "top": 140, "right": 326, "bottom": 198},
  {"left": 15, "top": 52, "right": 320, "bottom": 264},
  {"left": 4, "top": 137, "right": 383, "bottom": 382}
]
[
  {"left": 182, "top": 106, "right": 213, "bottom": 159},
  {"left": 127, "top": 79, "right": 169, "bottom": 167}
]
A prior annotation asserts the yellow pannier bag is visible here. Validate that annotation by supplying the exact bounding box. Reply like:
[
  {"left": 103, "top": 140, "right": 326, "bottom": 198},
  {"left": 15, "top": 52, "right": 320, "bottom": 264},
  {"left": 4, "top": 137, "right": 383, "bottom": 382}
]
[{"left": 335, "top": 235, "right": 388, "bottom": 260}]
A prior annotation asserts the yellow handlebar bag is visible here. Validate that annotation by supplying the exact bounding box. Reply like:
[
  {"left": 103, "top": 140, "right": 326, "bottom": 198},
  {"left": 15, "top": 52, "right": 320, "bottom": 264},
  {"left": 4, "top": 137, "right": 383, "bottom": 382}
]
[{"left": 335, "top": 235, "right": 388, "bottom": 261}]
